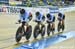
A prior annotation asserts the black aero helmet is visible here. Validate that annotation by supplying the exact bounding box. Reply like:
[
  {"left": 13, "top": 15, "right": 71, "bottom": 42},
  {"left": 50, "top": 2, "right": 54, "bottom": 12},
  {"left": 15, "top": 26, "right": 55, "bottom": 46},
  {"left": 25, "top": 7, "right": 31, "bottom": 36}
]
[
  {"left": 20, "top": 9, "right": 25, "bottom": 14},
  {"left": 36, "top": 11, "right": 40, "bottom": 16},
  {"left": 58, "top": 12, "right": 62, "bottom": 17},
  {"left": 47, "top": 13, "right": 51, "bottom": 18}
]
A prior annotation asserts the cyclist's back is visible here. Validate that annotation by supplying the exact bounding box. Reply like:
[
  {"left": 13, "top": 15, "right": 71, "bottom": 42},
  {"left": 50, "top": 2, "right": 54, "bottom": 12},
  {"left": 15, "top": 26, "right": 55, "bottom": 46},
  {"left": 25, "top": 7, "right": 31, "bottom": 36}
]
[
  {"left": 47, "top": 13, "right": 55, "bottom": 23},
  {"left": 35, "top": 11, "right": 45, "bottom": 22},
  {"left": 19, "top": 9, "right": 32, "bottom": 23},
  {"left": 58, "top": 12, "right": 65, "bottom": 21}
]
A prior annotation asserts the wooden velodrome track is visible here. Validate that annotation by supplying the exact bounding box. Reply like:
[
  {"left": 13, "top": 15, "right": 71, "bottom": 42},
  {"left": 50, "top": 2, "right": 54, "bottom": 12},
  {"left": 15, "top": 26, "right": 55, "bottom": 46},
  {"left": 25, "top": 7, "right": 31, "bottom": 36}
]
[{"left": 0, "top": 11, "right": 75, "bottom": 49}]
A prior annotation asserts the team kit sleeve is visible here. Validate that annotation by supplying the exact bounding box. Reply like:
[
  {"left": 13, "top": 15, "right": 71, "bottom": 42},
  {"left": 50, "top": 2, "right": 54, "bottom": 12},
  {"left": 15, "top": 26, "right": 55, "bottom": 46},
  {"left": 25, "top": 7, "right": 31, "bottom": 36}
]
[
  {"left": 53, "top": 16, "right": 55, "bottom": 22},
  {"left": 29, "top": 12, "right": 33, "bottom": 21},
  {"left": 63, "top": 15, "right": 65, "bottom": 20},
  {"left": 42, "top": 15, "right": 45, "bottom": 21}
]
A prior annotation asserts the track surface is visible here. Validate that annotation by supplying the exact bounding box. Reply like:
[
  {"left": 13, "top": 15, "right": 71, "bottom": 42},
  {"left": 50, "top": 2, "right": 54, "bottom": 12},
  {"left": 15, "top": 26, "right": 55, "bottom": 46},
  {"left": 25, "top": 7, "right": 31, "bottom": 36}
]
[{"left": 0, "top": 11, "right": 75, "bottom": 49}]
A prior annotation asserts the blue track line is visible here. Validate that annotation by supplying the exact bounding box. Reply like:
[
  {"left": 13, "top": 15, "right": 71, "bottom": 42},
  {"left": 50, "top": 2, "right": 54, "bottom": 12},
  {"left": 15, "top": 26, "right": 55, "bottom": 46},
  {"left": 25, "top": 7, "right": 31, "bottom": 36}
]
[{"left": 15, "top": 31, "right": 75, "bottom": 49}]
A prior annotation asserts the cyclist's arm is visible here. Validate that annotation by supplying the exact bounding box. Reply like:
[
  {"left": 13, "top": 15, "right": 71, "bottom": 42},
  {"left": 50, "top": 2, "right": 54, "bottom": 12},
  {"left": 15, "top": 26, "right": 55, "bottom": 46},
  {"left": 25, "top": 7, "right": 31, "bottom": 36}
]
[
  {"left": 29, "top": 12, "right": 32, "bottom": 21},
  {"left": 42, "top": 15, "right": 45, "bottom": 21},
  {"left": 61, "top": 14, "right": 65, "bottom": 21},
  {"left": 53, "top": 16, "right": 55, "bottom": 22}
]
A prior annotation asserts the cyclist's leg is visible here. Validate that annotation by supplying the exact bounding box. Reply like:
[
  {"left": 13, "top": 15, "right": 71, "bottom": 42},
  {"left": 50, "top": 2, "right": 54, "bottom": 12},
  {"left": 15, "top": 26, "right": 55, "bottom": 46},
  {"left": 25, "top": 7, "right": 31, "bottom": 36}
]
[
  {"left": 62, "top": 20, "right": 65, "bottom": 32},
  {"left": 58, "top": 21, "right": 61, "bottom": 32},
  {"left": 15, "top": 26, "right": 23, "bottom": 43},
  {"left": 52, "top": 23, "right": 55, "bottom": 35},
  {"left": 22, "top": 22, "right": 26, "bottom": 36}
]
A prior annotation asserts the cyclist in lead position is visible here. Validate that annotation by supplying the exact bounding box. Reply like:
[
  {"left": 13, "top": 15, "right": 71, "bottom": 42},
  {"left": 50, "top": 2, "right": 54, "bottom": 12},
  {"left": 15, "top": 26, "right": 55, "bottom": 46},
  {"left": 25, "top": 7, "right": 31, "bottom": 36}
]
[{"left": 15, "top": 9, "right": 32, "bottom": 43}]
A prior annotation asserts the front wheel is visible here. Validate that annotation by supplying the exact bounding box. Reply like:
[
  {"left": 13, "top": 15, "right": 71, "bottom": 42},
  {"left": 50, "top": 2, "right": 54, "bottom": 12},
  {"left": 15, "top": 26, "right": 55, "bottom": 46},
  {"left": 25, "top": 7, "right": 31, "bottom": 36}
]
[
  {"left": 15, "top": 27, "right": 23, "bottom": 43},
  {"left": 33, "top": 25, "right": 40, "bottom": 39},
  {"left": 47, "top": 24, "right": 51, "bottom": 36},
  {"left": 58, "top": 22, "right": 65, "bottom": 32},
  {"left": 41, "top": 25, "right": 45, "bottom": 37}
]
